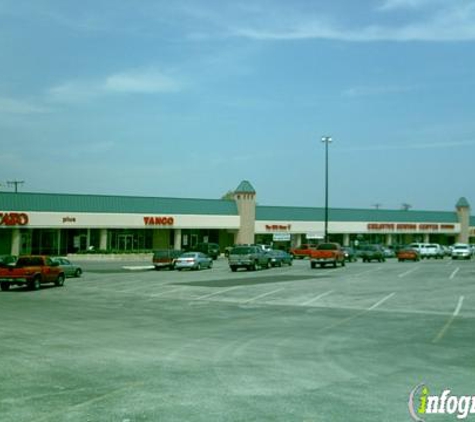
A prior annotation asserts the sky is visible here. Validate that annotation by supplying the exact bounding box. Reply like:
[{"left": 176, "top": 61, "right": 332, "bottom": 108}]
[{"left": 1, "top": 0, "right": 475, "bottom": 212}]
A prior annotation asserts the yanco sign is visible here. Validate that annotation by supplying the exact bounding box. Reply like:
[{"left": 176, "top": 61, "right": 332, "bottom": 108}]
[{"left": 0, "top": 212, "right": 29, "bottom": 226}]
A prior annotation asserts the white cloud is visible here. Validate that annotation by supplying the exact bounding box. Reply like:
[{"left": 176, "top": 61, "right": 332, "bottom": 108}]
[
  {"left": 104, "top": 70, "right": 181, "bottom": 94},
  {"left": 342, "top": 85, "right": 413, "bottom": 98},
  {"left": 0, "top": 97, "right": 50, "bottom": 114},
  {"left": 229, "top": 2, "right": 475, "bottom": 42},
  {"left": 48, "top": 68, "right": 183, "bottom": 104}
]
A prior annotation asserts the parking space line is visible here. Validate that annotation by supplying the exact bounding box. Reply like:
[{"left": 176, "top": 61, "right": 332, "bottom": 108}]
[
  {"left": 449, "top": 267, "right": 460, "bottom": 280},
  {"left": 300, "top": 290, "right": 334, "bottom": 306},
  {"left": 194, "top": 286, "right": 241, "bottom": 301},
  {"left": 147, "top": 287, "right": 184, "bottom": 298},
  {"left": 368, "top": 292, "right": 396, "bottom": 311},
  {"left": 398, "top": 267, "right": 419, "bottom": 278},
  {"left": 240, "top": 288, "right": 284, "bottom": 305},
  {"left": 433, "top": 296, "right": 464, "bottom": 343}
]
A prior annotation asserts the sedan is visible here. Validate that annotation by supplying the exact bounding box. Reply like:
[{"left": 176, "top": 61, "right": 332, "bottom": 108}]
[
  {"left": 174, "top": 252, "right": 213, "bottom": 271},
  {"left": 397, "top": 247, "right": 420, "bottom": 262},
  {"left": 267, "top": 250, "right": 293, "bottom": 267},
  {"left": 52, "top": 257, "right": 83, "bottom": 277},
  {"left": 451, "top": 244, "right": 472, "bottom": 260}
]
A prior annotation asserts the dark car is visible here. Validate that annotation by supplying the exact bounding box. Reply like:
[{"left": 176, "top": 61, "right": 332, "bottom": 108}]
[
  {"left": 267, "top": 250, "right": 293, "bottom": 267},
  {"left": 0, "top": 255, "right": 17, "bottom": 266},
  {"left": 52, "top": 257, "right": 83, "bottom": 277},
  {"left": 359, "top": 245, "right": 386, "bottom": 263},
  {"left": 152, "top": 249, "right": 183, "bottom": 270},
  {"left": 228, "top": 245, "right": 270, "bottom": 272},
  {"left": 342, "top": 247, "right": 357, "bottom": 262},
  {"left": 193, "top": 243, "right": 221, "bottom": 260}
]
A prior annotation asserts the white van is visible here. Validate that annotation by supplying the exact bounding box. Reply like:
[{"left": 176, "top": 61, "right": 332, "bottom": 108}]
[{"left": 408, "top": 243, "right": 444, "bottom": 259}]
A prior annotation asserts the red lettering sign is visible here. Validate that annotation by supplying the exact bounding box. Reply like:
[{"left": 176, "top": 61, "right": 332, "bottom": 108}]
[
  {"left": 265, "top": 224, "right": 291, "bottom": 231},
  {"left": 144, "top": 216, "right": 174, "bottom": 226},
  {"left": 0, "top": 212, "right": 29, "bottom": 226},
  {"left": 367, "top": 223, "right": 395, "bottom": 231}
]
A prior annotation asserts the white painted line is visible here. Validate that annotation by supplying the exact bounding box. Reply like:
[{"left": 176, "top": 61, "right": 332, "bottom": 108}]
[
  {"left": 368, "top": 292, "right": 395, "bottom": 311},
  {"left": 148, "top": 287, "right": 183, "bottom": 298},
  {"left": 300, "top": 290, "right": 334, "bottom": 306},
  {"left": 449, "top": 267, "right": 460, "bottom": 280},
  {"left": 194, "top": 286, "right": 240, "bottom": 300},
  {"left": 240, "top": 288, "right": 284, "bottom": 305},
  {"left": 398, "top": 267, "right": 419, "bottom": 278},
  {"left": 454, "top": 296, "right": 464, "bottom": 317}
]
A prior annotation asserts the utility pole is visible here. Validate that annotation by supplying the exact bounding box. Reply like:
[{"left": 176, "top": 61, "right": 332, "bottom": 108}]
[
  {"left": 7, "top": 180, "right": 24, "bottom": 193},
  {"left": 321, "top": 136, "right": 332, "bottom": 243}
]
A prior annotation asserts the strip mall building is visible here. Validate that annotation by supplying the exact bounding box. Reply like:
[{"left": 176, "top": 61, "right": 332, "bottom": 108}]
[{"left": 0, "top": 181, "right": 474, "bottom": 256}]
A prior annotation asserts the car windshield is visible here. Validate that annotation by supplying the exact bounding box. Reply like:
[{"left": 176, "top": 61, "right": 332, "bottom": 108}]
[
  {"left": 180, "top": 252, "right": 197, "bottom": 258},
  {"left": 317, "top": 243, "right": 337, "bottom": 250},
  {"left": 231, "top": 247, "right": 252, "bottom": 255}
]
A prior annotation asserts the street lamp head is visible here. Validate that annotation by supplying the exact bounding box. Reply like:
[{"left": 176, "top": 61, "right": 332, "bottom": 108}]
[{"left": 321, "top": 136, "right": 332, "bottom": 143}]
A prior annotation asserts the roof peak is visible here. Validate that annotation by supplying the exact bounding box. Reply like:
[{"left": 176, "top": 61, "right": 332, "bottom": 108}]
[
  {"left": 456, "top": 197, "right": 470, "bottom": 208},
  {"left": 235, "top": 180, "right": 256, "bottom": 194}
]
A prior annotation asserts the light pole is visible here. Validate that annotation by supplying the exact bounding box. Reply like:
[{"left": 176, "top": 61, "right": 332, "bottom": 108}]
[{"left": 321, "top": 136, "right": 332, "bottom": 242}]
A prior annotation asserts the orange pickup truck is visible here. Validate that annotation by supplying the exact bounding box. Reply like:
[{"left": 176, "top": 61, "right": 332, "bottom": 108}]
[
  {"left": 289, "top": 244, "right": 318, "bottom": 259},
  {"left": 309, "top": 243, "right": 346, "bottom": 268},
  {"left": 0, "top": 255, "right": 66, "bottom": 291}
]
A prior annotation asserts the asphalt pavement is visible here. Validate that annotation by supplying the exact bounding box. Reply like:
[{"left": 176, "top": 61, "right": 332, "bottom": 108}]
[{"left": 1, "top": 257, "right": 474, "bottom": 421}]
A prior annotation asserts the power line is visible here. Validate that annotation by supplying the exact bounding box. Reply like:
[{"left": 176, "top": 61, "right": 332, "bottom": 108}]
[{"left": 7, "top": 180, "right": 24, "bottom": 193}]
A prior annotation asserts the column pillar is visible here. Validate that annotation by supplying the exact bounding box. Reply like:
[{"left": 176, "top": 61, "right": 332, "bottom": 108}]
[
  {"left": 11, "top": 228, "right": 21, "bottom": 256},
  {"left": 423, "top": 233, "right": 430, "bottom": 243},
  {"left": 386, "top": 233, "right": 393, "bottom": 246},
  {"left": 174, "top": 229, "right": 182, "bottom": 250},
  {"left": 343, "top": 233, "right": 350, "bottom": 247},
  {"left": 100, "top": 229, "right": 108, "bottom": 250}
]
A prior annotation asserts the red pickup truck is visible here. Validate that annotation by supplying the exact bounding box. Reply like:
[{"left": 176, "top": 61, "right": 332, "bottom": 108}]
[
  {"left": 0, "top": 255, "right": 66, "bottom": 291},
  {"left": 309, "top": 243, "right": 346, "bottom": 268},
  {"left": 289, "top": 244, "right": 318, "bottom": 259}
]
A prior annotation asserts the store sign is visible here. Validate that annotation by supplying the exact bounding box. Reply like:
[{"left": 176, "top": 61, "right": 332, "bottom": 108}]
[
  {"left": 144, "top": 216, "right": 175, "bottom": 226},
  {"left": 0, "top": 212, "right": 29, "bottom": 226},
  {"left": 265, "top": 224, "right": 291, "bottom": 231},
  {"left": 273, "top": 233, "right": 291, "bottom": 242},
  {"left": 367, "top": 223, "right": 456, "bottom": 232}
]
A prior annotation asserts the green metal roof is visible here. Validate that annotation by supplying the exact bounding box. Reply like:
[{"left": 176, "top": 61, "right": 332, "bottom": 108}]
[
  {"left": 456, "top": 197, "right": 470, "bottom": 208},
  {"left": 256, "top": 205, "right": 459, "bottom": 223},
  {"left": 235, "top": 180, "right": 256, "bottom": 194},
  {"left": 0, "top": 192, "right": 238, "bottom": 215}
]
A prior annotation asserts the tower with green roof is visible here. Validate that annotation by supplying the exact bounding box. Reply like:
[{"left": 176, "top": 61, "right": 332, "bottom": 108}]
[
  {"left": 456, "top": 197, "right": 470, "bottom": 243},
  {"left": 233, "top": 180, "right": 256, "bottom": 244}
]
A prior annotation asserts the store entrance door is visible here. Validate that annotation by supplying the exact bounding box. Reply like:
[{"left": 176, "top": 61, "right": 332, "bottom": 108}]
[{"left": 118, "top": 234, "right": 133, "bottom": 251}]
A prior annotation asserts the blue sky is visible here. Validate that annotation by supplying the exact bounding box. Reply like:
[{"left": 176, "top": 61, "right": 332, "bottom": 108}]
[{"left": 1, "top": 0, "right": 474, "bottom": 211}]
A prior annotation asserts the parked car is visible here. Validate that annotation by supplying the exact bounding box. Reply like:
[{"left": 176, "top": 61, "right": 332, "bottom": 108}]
[
  {"left": 228, "top": 245, "right": 270, "bottom": 272},
  {"left": 289, "top": 244, "right": 318, "bottom": 259},
  {"left": 451, "top": 244, "right": 472, "bottom": 260},
  {"left": 425, "top": 244, "right": 445, "bottom": 259},
  {"left": 193, "top": 242, "right": 221, "bottom": 260},
  {"left": 152, "top": 249, "right": 183, "bottom": 270},
  {"left": 359, "top": 245, "right": 386, "bottom": 263},
  {"left": 382, "top": 247, "right": 396, "bottom": 258},
  {"left": 396, "top": 247, "right": 420, "bottom": 262},
  {"left": 0, "top": 255, "right": 17, "bottom": 266},
  {"left": 310, "top": 243, "right": 346, "bottom": 268},
  {"left": 174, "top": 252, "right": 213, "bottom": 271},
  {"left": 267, "top": 250, "right": 293, "bottom": 267},
  {"left": 52, "top": 257, "right": 83, "bottom": 277},
  {"left": 342, "top": 247, "right": 357, "bottom": 262}
]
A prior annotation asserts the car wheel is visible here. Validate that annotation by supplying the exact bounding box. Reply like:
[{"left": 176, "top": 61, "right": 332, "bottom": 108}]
[
  {"left": 341, "top": 260, "right": 345, "bottom": 267},
  {"left": 74, "top": 268, "right": 82, "bottom": 277},
  {"left": 1, "top": 282, "right": 10, "bottom": 291},
  {"left": 29, "top": 276, "right": 41, "bottom": 290},
  {"left": 230, "top": 266, "right": 237, "bottom": 272},
  {"left": 196, "top": 263, "right": 202, "bottom": 271},
  {"left": 55, "top": 274, "right": 65, "bottom": 287},
  {"left": 310, "top": 262, "right": 316, "bottom": 269},
  {"left": 208, "top": 261, "right": 213, "bottom": 269}
]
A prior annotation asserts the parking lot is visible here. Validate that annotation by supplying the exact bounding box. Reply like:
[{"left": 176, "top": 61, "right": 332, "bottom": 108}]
[{"left": 1, "top": 257, "right": 474, "bottom": 421}]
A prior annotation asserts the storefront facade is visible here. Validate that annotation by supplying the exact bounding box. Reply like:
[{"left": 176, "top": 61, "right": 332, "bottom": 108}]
[{"left": 0, "top": 181, "right": 473, "bottom": 256}]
